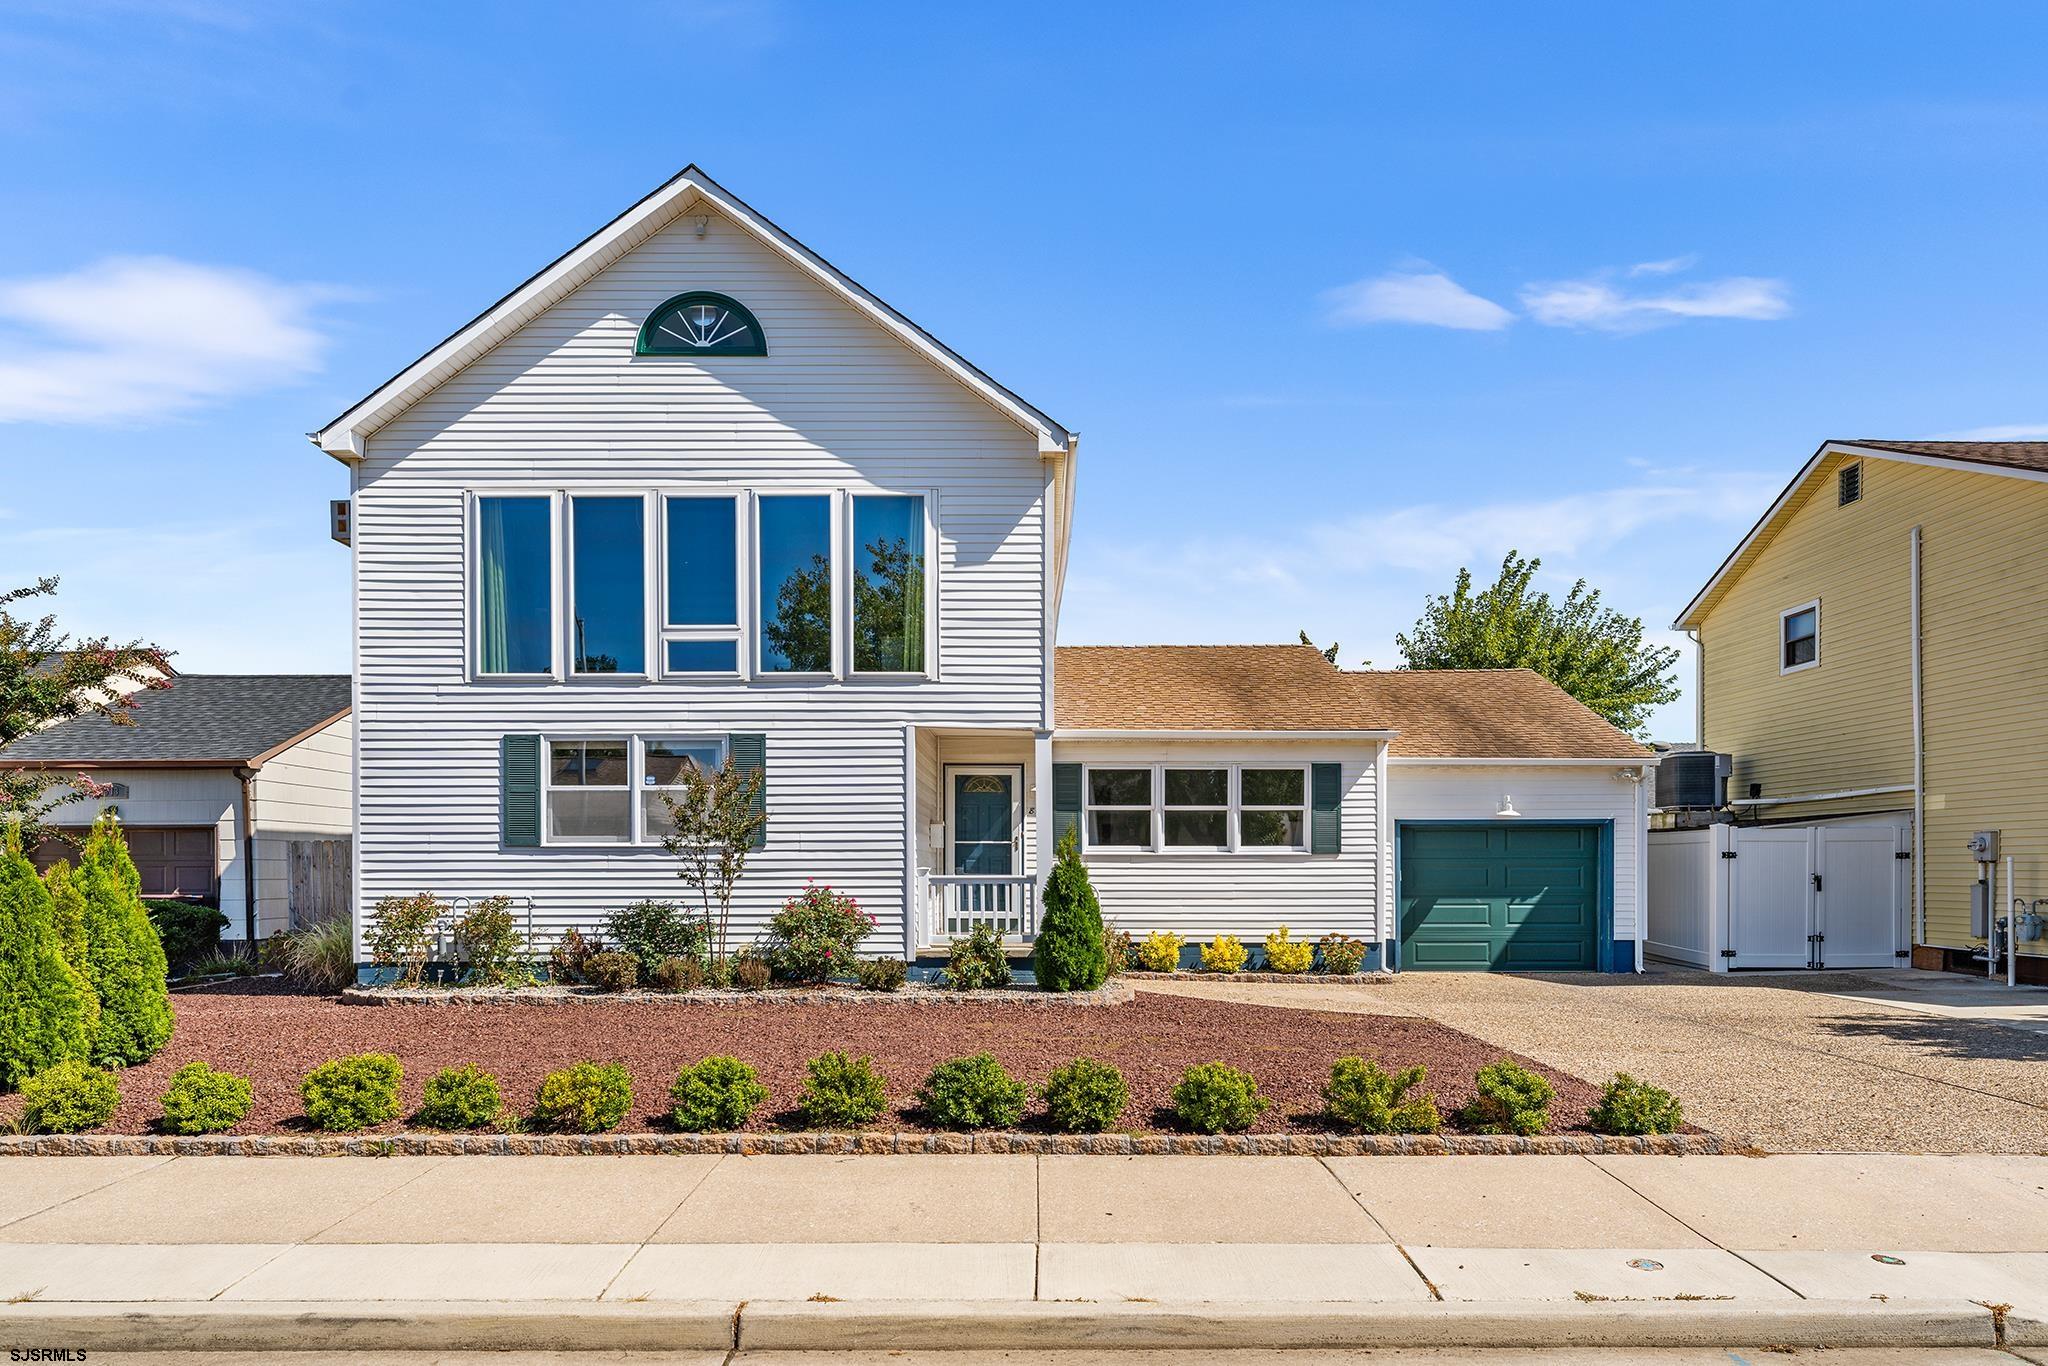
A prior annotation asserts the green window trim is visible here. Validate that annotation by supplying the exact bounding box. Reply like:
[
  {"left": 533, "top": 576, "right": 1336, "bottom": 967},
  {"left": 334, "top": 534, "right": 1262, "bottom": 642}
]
[{"left": 636, "top": 291, "right": 768, "bottom": 357}]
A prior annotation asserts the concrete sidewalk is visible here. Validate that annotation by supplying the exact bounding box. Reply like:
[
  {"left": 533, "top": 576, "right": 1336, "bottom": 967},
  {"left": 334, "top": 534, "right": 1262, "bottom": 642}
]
[{"left": 2, "top": 1154, "right": 2045, "bottom": 1351}]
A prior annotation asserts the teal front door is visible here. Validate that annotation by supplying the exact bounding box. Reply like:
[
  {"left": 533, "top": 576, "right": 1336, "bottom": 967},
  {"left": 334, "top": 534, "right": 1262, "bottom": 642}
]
[
  {"left": 946, "top": 766, "right": 1021, "bottom": 935},
  {"left": 1399, "top": 824, "right": 1601, "bottom": 971}
]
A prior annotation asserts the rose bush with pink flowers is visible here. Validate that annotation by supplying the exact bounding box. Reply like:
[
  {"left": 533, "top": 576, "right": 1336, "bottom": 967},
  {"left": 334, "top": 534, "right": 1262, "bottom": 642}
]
[{"left": 765, "top": 884, "right": 875, "bottom": 984}]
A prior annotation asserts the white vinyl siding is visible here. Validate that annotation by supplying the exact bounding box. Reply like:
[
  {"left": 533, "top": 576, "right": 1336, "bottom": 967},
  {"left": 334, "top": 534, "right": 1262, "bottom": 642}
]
[
  {"left": 1054, "top": 741, "right": 1382, "bottom": 941},
  {"left": 349, "top": 199, "right": 1048, "bottom": 955},
  {"left": 1390, "top": 764, "right": 1645, "bottom": 945}
]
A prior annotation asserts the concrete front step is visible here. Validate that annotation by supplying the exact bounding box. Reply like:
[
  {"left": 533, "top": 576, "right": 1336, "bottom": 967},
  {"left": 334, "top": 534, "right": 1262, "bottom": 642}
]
[{"left": 0, "top": 1297, "right": 2013, "bottom": 1353}]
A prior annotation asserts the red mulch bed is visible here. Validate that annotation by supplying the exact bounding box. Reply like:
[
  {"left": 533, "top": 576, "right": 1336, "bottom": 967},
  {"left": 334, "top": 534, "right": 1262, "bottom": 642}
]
[{"left": 19, "top": 981, "right": 1611, "bottom": 1137}]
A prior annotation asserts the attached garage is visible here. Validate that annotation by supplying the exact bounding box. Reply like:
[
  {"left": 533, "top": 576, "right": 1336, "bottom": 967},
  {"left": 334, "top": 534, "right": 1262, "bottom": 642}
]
[
  {"left": 32, "top": 826, "right": 218, "bottom": 900},
  {"left": 1399, "top": 822, "right": 1608, "bottom": 971}
]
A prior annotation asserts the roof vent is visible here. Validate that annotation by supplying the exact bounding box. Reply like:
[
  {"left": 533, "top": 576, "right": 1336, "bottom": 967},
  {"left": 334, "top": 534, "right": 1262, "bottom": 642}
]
[{"left": 1838, "top": 462, "right": 1862, "bottom": 506}]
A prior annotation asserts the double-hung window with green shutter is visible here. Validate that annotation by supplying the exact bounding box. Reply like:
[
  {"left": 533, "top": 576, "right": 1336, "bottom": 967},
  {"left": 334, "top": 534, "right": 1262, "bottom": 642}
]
[{"left": 541, "top": 734, "right": 729, "bottom": 846}]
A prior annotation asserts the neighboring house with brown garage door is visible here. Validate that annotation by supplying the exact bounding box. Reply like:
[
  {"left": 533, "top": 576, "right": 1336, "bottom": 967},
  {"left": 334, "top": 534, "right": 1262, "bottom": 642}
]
[{"left": 0, "top": 674, "right": 351, "bottom": 943}]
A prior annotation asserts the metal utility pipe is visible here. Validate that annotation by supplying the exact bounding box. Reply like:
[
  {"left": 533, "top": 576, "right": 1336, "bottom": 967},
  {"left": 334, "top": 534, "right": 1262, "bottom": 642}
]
[
  {"left": 234, "top": 766, "right": 258, "bottom": 947},
  {"left": 1910, "top": 526, "right": 1926, "bottom": 953},
  {"left": 2007, "top": 854, "right": 2018, "bottom": 987}
]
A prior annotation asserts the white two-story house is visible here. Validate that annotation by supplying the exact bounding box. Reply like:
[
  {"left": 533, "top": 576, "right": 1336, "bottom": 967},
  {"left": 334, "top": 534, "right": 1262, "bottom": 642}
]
[{"left": 315, "top": 167, "right": 1654, "bottom": 978}]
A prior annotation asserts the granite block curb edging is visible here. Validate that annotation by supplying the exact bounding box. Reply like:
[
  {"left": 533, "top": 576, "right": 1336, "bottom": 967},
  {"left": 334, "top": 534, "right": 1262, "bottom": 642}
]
[
  {"left": 340, "top": 981, "right": 1135, "bottom": 1008},
  {"left": 0, "top": 1130, "right": 1748, "bottom": 1157},
  {"left": 1123, "top": 971, "right": 1395, "bottom": 985}
]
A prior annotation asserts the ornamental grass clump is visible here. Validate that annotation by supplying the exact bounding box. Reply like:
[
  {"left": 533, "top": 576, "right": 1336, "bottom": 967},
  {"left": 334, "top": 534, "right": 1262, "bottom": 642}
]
[
  {"left": 417, "top": 1065, "right": 504, "bottom": 1130},
  {"left": 941, "top": 923, "right": 1011, "bottom": 989},
  {"left": 1322, "top": 1058, "right": 1440, "bottom": 1134},
  {"left": 21, "top": 1059, "right": 120, "bottom": 1134},
  {"left": 1317, "top": 933, "right": 1369, "bottom": 976},
  {"left": 278, "top": 917, "right": 356, "bottom": 994},
  {"left": 1262, "top": 926, "right": 1313, "bottom": 974},
  {"left": 670, "top": 1056, "right": 768, "bottom": 1132},
  {"left": 1461, "top": 1058, "right": 1555, "bottom": 1136},
  {"left": 799, "top": 1051, "right": 888, "bottom": 1127},
  {"left": 765, "top": 883, "right": 873, "bottom": 983},
  {"left": 1134, "top": 931, "right": 1184, "bottom": 973},
  {"left": 76, "top": 814, "right": 173, "bottom": 1064},
  {"left": 916, "top": 1052, "right": 1027, "bottom": 1130},
  {"left": 531, "top": 1061, "right": 634, "bottom": 1133},
  {"left": 1171, "top": 1062, "right": 1268, "bottom": 1134},
  {"left": 1039, "top": 1057, "right": 1128, "bottom": 1133},
  {"left": 302, "top": 1053, "right": 403, "bottom": 1132},
  {"left": 157, "top": 1061, "right": 253, "bottom": 1135},
  {"left": 1033, "top": 831, "right": 1108, "bottom": 991},
  {"left": 0, "top": 831, "right": 93, "bottom": 1089},
  {"left": 1589, "top": 1073, "right": 1683, "bottom": 1136},
  {"left": 1199, "top": 935, "right": 1248, "bottom": 974}
]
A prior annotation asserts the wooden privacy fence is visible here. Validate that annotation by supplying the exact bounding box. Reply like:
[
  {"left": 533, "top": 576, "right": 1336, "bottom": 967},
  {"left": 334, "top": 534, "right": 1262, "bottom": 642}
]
[{"left": 287, "top": 838, "right": 351, "bottom": 928}]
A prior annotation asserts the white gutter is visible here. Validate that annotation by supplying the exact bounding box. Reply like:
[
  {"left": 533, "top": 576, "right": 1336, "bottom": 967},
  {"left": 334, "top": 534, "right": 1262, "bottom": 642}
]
[
  {"left": 1911, "top": 524, "right": 1927, "bottom": 952},
  {"left": 1055, "top": 729, "right": 1399, "bottom": 742},
  {"left": 1388, "top": 756, "right": 1658, "bottom": 767},
  {"left": 1729, "top": 783, "right": 1914, "bottom": 809}
]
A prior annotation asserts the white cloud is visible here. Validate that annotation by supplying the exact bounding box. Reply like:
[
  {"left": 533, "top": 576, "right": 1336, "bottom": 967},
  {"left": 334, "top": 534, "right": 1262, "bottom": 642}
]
[
  {"left": 1936, "top": 422, "right": 2048, "bottom": 440},
  {"left": 1628, "top": 254, "right": 1699, "bottom": 277},
  {"left": 1519, "top": 274, "right": 1790, "bottom": 332},
  {"left": 0, "top": 256, "right": 335, "bottom": 424},
  {"left": 1323, "top": 269, "right": 1514, "bottom": 331}
]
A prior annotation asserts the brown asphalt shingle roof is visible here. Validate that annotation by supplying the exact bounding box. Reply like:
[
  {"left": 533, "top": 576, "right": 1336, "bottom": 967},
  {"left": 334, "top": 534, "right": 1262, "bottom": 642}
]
[
  {"left": 1053, "top": 645, "right": 1650, "bottom": 759},
  {"left": 1843, "top": 439, "right": 2048, "bottom": 474}
]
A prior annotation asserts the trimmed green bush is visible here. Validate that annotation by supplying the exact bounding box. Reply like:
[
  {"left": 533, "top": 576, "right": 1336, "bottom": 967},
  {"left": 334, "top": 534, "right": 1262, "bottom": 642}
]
[
  {"left": 1461, "top": 1058, "right": 1556, "bottom": 1136},
  {"left": 669, "top": 1056, "right": 769, "bottom": 1132},
  {"left": 941, "top": 923, "right": 1011, "bottom": 990},
  {"left": 302, "top": 1053, "right": 403, "bottom": 1131},
  {"left": 1034, "top": 831, "right": 1108, "bottom": 991},
  {"left": 418, "top": 1065, "right": 504, "bottom": 1129},
  {"left": 21, "top": 1059, "right": 120, "bottom": 1134},
  {"left": 605, "top": 900, "right": 709, "bottom": 979},
  {"left": 1040, "top": 1057, "right": 1128, "bottom": 1133},
  {"left": 143, "top": 897, "right": 228, "bottom": 972},
  {"left": 1134, "top": 931, "right": 1184, "bottom": 973},
  {"left": 77, "top": 815, "right": 173, "bottom": 1065},
  {"left": 1322, "top": 1058, "right": 1440, "bottom": 1134},
  {"left": 582, "top": 951, "right": 641, "bottom": 993},
  {"left": 853, "top": 957, "right": 908, "bottom": 992},
  {"left": 531, "top": 1061, "right": 634, "bottom": 1133},
  {"left": 158, "top": 1061, "right": 253, "bottom": 1135},
  {"left": 799, "top": 1051, "right": 888, "bottom": 1127},
  {"left": 765, "top": 884, "right": 873, "bottom": 983},
  {"left": 0, "top": 832, "right": 92, "bottom": 1090},
  {"left": 1171, "top": 1062, "right": 1268, "bottom": 1134},
  {"left": 649, "top": 955, "right": 707, "bottom": 992},
  {"left": 1590, "top": 1073, "right": 1683, "bottom": 1136},
  {"left": 916, "top": 1052, "right": 1027, "bottom": 1129}
]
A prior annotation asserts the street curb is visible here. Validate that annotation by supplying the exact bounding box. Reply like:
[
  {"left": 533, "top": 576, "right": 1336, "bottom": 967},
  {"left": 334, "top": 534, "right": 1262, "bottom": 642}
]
[
  {"left": 0, "top": 1130, "right": 1751, "bottom": 1157},
  {"left": 0, "top": 1297, "right": 1998, "bottom": 1352}
]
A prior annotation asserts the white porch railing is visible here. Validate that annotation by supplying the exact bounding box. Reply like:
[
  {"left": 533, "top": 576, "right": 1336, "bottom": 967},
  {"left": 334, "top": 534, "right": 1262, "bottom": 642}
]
[{"left": 921, "top": 874, "right": 1038, "bottom": 947}]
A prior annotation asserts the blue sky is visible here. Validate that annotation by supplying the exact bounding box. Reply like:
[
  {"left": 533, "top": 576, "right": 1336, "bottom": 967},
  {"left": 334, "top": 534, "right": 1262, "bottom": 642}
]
[{"left": 5, "top": 1, "right": 2047, "bottom": 739}]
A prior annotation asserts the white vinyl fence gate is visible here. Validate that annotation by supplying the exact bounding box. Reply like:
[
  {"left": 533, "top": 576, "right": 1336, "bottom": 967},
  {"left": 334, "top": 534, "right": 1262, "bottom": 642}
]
[{"left": 1647, "top": 821, "right": 1910, "bottom": 971}]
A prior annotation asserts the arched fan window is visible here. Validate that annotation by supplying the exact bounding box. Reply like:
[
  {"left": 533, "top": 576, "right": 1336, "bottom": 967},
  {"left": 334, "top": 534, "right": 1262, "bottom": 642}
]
[{"left": 635, "top": 291, "right": 767, "bottom": 356}]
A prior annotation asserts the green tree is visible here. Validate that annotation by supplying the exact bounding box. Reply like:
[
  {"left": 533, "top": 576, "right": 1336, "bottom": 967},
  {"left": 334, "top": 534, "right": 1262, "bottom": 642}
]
[
  {"left": 1034, "top": 830, "right": 1108, "bottom": 991},
  {"left": 41, "top": 859, "right": 101, "bottom": 1046},
  {"left": 1, "top": 578, "right": 171, "bottom": 848},
  {"left": 1298, "top": 630, "right": 1339, "bottom": 664},
  {"left": 0, "top": 830, "right": 92, "bottom": 1089},
  {"left": 1395, "top": 551, "right": 1679, "bottom": 735},
  {"left": 657, "top": 760, "right": 768, "bottom": 973},
  {"left": 76, "top": 813, "right": 173, "bottom": 1065}
]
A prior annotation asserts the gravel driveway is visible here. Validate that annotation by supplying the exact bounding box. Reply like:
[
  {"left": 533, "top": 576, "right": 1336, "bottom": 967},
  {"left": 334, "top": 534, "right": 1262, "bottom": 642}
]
[{"left": 1138, "top": 967, "right": 2048, "bottom": 1154}]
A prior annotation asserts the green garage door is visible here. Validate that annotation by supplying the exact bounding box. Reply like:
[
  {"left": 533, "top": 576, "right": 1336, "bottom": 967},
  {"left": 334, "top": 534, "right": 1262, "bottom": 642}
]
[{"left": 1399, "top": 824, "right": 1601, "bottom": 971}]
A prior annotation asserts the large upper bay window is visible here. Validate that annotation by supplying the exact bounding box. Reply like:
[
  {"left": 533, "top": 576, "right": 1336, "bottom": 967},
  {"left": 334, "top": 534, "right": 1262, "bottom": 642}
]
[
  {"left": 852, "top": 494, "right": 927, "bottom": 674},
  {"left": 756, "top": 495, "right": 834, "bottom": 674},
  {"left": 546, "top": 735, "right": 728, "bottom": 845},
  {"left": 570, "top": 496, "right": 647, "bottom": 675},
  {"left": 476, "top": 496, "right": 555, "bottom": 677}
]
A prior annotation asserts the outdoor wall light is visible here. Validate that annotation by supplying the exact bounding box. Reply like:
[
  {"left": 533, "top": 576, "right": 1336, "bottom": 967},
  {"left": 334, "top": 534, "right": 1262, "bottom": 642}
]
[{"left": 1496, "top": 795, "right": 1520, "bottom": 818}]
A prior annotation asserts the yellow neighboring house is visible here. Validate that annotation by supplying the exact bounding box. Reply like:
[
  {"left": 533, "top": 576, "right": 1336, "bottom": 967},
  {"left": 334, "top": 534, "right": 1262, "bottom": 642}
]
[{"left": 1675, "top": 438, "right": 2048, "bottom": 979}]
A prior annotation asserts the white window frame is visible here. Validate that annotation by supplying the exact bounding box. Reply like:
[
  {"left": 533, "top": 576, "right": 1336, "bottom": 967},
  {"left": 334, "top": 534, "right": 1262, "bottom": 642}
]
[
  {"left": 753, "top": 490, "right": 843, "bottom": 680},
  {"left": 1160, "top": 765, "right": 1231, "bottom": 853},
  {"left": 1237, "top": 765, "right": 1310, "bottom": 852},
  {"left": 1780, "top": 598, "right": 1820, "bottom": 676},
  {"left": 542, "top": 733, "right": 729, "bottom": 848},
  {"left": 658, "top": 491, "right": 746, "bottom": 680},
  {"left": 564, "top": 491, "right": 654, "bottom": 682},
  {"left": 1082, "top": 762, "right": 1313, "bottom": 856},
  {"left": 848, "top": 490, "right": 937, "bottom": 680},
  {"left": 468, "top": 491, "right": 563, "bottom": 683}
]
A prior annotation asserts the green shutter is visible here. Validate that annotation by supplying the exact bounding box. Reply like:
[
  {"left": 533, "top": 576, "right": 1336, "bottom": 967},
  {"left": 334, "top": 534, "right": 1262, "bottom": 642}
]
[
  {"left": 1052, "top": 763, "right": 1082, "bottom": 848},
  {"left": 731, "top": 732, "right": 768, "bottom": 849},
  {"left": 502, "top": 734, "right": 542, "bottom": 848},
  {"left": 1310, "top": 762, "right": 1341, "bottom": 855}
]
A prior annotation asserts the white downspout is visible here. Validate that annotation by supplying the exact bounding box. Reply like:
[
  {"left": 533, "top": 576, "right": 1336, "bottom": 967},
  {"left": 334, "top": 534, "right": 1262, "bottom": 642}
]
[
  {"left": 1911, "top": 525, "right": 1926, "bottom": 956},
  {"left": 1378, "top": 740, "right": 1395, "bottom": 973},
  {"left": 2006, "top": 853, "right": 2018, "bottom": 987},
  {"left": 1635, "top": 766, "right": 1649, "bottom": 972}
]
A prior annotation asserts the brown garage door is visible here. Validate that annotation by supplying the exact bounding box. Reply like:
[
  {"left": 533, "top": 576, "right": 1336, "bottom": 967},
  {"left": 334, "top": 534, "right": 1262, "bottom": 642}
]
[{"left": 33, "top": 826, "right": 218, "bottom": 901}]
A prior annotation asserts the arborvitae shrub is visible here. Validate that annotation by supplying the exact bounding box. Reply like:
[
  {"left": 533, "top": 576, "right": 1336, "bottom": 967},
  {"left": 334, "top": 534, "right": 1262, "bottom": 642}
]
[
  {"left": 1034, "top": 832, "right": 1108, "bottom": 991},
  {"left": 0, "top": 833, "right": 92, "bottom": 1089},
  {"left": 76, "top": 815, "right": 172, "bottom": 1065}
]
